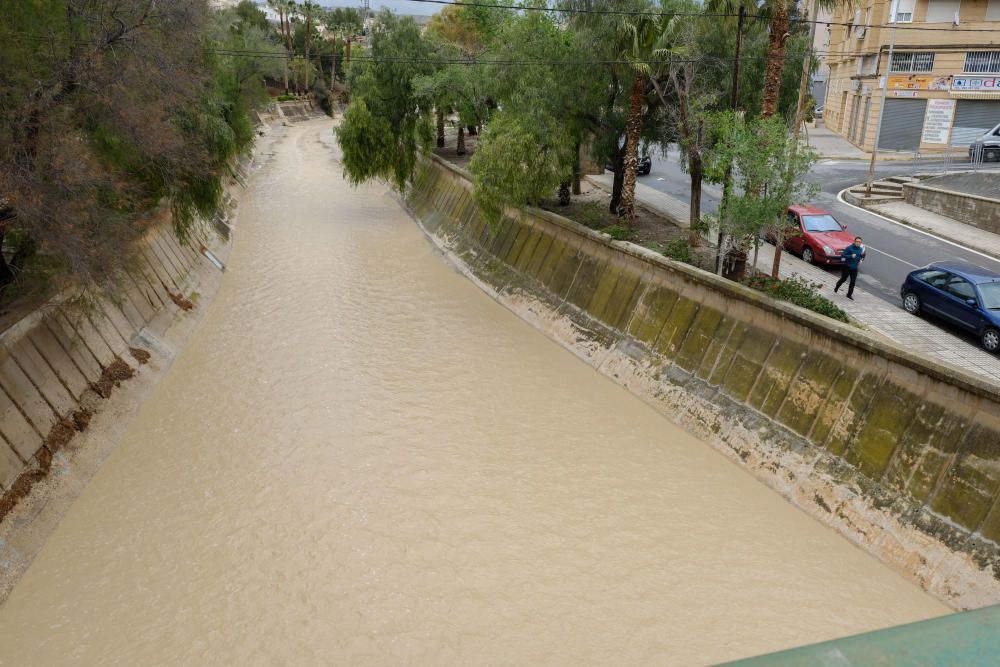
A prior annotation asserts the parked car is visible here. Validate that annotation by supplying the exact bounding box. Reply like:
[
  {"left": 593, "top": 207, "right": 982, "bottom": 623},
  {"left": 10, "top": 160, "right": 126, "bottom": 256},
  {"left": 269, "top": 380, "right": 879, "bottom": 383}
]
[
  {"left": 813, "top": 104, "right": 824, "bottom": 119},
  {"left": 771, "top": 205, "right": 856, "bottom": 265},
  {"left": 604, "top": 156, "right": 652, "bottom": 176},
  {"left": 900, "top": 261, "right": 1000, "bottom": 352},
  {"left": 969, "top": 122, "right": 1000, "bottom": 162}
]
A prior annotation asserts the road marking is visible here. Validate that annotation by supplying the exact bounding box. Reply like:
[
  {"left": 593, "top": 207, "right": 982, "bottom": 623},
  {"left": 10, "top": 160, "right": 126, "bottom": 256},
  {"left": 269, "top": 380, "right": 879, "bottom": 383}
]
[
  {"left": 657, "top": 177, "right": 665, "bottom": 181},
  {"left": 836, "top": 187, "right": 1000, "bottom": 265},
  {"left": 865, "top": 246, "right": 920, "bottom": 268}
]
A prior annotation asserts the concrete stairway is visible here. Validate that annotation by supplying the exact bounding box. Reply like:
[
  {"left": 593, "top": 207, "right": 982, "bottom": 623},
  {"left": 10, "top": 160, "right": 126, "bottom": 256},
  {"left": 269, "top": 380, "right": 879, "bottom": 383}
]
[{"left": 845, "top": 175, "right": 920, "bottom": 206}]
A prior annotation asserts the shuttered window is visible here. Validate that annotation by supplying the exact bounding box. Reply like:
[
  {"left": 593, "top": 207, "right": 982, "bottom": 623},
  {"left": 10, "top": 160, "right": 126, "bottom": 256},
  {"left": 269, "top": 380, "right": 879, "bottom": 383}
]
[
  {"left": 925, "top": 0, "right": 960, "bottom": 23},
  {"left": 891, "top": 52, "right": 935, "bottom": 72},
  {"left": 965, "top": 52, "right": 1000, "bottom": 73}
]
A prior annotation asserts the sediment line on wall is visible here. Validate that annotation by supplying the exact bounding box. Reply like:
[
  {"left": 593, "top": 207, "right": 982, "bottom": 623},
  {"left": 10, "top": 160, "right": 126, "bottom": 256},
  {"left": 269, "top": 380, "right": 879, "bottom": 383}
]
[{"left": 404, "top": 155, "right": 1000, "bottom": 611}]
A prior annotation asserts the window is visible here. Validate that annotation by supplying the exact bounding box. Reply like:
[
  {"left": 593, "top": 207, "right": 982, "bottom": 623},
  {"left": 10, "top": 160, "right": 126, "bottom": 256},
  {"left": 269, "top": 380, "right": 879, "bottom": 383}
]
[
  {"left": 945, "top": 276, "right": 977, "bottom": 302},
  {"left": 925, "top": 0, "right": 960, "bottom": 23},
  {"left": 889, "top": 0, "right": 915, "bottom": 22},
  {"left": 965, "top": 52, "right": 1000, "bottom": 74},
  {"left": 989, "top": 0, "right": 1000, "bottom": 21},
  {"left": 801, "top": 215, "right": 845, "bottom": 233},
  {"left": 918, "top": 269, "right": 950, "bottom": 288},
  {"left": 980, "top": 282, "right": 1000, "bottom": 309},
  {"left": 890, "top": 52, "right": 935, "bottom": 73}
]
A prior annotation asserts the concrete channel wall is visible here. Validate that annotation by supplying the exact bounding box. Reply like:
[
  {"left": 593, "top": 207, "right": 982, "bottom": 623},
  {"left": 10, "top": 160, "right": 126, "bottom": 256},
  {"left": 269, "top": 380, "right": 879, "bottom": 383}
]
[
  {"left": 903, "top": 179, "right": 1000, "bottom": 234},
  {"left": 407, "top": 156, "right": 1000, "bottom": 610},
  {"left": 0, "top": 221, "right": 213, "bottom": 520}
]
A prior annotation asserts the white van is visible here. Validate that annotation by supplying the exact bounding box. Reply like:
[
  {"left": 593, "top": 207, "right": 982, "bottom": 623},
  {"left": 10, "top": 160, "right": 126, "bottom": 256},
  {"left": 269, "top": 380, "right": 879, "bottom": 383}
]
[{"left": 969, "top": 122, "right": 1000, "bottom": 162}]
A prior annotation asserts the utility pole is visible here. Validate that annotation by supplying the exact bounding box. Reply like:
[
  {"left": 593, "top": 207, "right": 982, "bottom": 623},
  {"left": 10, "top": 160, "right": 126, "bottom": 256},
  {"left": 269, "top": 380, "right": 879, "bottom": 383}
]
[{"left": 865, "top": 12, "right": 899, "bottom": 196}]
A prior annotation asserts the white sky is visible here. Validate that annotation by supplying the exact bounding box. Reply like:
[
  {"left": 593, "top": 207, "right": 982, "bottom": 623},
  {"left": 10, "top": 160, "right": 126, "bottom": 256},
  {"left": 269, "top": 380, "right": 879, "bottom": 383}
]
[{"left": 318, "top": 1, "right": 438, "bottom": 15}]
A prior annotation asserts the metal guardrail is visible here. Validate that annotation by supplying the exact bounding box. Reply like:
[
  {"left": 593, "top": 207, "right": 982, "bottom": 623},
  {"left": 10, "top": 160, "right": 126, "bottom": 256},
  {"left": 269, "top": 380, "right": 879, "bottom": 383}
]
[{"left": 721, "top": 604, "right": 1000, "bottom": 666}]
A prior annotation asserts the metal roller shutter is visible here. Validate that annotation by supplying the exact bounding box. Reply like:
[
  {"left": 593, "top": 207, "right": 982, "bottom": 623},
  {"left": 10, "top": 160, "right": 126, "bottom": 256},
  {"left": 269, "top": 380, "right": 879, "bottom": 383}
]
[
  {"left": 878, "top": 98, "right": 927, "bottom": 151},
  {"left": 950, "top": 100, "right": 1000, "bottom": 147}
]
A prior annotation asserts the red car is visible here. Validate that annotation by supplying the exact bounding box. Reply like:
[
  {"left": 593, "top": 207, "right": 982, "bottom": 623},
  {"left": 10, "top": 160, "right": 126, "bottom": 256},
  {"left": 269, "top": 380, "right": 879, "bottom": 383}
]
[{"left": 779, "top": 205, "right": 855, "bottom": 265}]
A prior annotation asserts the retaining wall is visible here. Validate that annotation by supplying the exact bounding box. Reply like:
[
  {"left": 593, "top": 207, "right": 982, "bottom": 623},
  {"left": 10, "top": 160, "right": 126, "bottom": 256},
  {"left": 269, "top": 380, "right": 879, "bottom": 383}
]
[
  {"left": 407, "top": 155, "right": 1000, "bottom": 610},
  {"left": 904, "top": 180, "right": 1000, "bottom": 234}
]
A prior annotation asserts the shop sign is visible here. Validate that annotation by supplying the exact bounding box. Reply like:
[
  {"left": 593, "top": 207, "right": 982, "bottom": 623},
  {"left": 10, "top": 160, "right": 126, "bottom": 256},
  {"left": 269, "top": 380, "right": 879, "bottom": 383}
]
[
  {"left": 893, "top": 90, "right": 919, "bottom": 97},
  {"left": 887, "top": 75, "right": 951, "bottom": 91},
  {"left": 952, "top": 77, "right": 1000, "bottom": 90},
  {"left": 921, "top": 99, "right": 956, "bottom": 144}
]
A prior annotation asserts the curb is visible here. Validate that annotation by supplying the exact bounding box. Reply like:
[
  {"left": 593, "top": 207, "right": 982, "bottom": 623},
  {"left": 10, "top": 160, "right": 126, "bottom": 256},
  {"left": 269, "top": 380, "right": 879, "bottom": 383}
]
[{"left": 836, "top": 186, "right": 1000, "bottom": 265}]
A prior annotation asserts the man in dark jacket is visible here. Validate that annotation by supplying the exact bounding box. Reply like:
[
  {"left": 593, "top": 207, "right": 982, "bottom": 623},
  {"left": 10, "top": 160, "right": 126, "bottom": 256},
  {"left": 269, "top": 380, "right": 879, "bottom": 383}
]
[{"left": 834, "top": 237, "right": 866, "bottom": 300}]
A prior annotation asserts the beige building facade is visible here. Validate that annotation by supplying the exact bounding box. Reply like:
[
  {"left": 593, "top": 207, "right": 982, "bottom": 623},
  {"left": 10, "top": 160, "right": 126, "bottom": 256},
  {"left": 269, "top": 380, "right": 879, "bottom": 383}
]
[{"left": 824, "top": 0, "right": 1000, "bottom": 154}]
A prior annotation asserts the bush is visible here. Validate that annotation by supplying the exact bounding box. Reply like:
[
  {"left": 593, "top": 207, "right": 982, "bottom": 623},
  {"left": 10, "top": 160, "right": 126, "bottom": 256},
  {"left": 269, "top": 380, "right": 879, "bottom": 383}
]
[
  {"left": 602, "top": 224, "right": 631, "bottom": 241},
  {"left": 744, "top": 274, "right": 850, "bottom": 323},
  {"left": 662, "top": 239, "right": 697, "bottom": 266},
  {"left": 276, "top": 94, "right": 296, "bottom": 102}
]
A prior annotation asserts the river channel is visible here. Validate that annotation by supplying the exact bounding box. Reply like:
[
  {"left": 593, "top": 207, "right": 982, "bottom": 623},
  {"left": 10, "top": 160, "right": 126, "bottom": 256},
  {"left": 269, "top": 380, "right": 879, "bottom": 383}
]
[{"left": 0, "top": 120, "right": 948, "bottom": 665}]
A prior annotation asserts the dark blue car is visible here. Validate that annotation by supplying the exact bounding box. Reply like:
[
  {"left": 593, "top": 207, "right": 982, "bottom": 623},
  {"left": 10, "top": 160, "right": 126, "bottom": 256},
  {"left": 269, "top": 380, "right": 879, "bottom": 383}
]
[{"left": 901, "top": 261, "right": 1000, "bottom": 352}]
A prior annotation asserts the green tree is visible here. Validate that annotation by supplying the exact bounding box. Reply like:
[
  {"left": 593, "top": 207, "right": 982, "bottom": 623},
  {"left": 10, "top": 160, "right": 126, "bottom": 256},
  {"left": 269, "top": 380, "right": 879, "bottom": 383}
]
[
  {"left": 0, "top": 0, "right": 271, "bottom": 301},
  {"left": 470, "top": 111, "right": 574, "bottom": 226},
  {"left": 707, "top": 113, "right": 817, "bottom": 278},
  {"left": 337, "top": 11, "right": 435, "bottom": 190}
]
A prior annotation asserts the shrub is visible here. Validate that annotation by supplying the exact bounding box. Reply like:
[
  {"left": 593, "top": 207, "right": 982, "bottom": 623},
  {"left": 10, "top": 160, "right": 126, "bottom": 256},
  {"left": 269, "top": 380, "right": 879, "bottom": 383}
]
[
  {"left": 744, "top": 273, "right": 850, "bottom": 323},
  {"left": 602, "top": 224, "right": 631, "bottom": 241},
  {"left": 662, "top": 239, "right": 697, "bottom": 266},
  {"left": 276, "top": 94, "right": 296, "bottom": 102}
]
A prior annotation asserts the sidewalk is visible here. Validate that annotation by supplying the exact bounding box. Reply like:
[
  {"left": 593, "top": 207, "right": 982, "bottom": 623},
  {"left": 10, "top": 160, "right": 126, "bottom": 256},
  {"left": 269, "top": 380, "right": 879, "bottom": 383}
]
[
  {"left": 619, "top": 182, "right": 1000, "bottom": 383},
  {"left": 586, "top": 173, "right": 692, "bottom": 228},
  {"left": 805, "top": 125, "right": 965, "bottom": 162},
  {"left": 866, "top": 199, "right": 1000, "bottom": 261}
]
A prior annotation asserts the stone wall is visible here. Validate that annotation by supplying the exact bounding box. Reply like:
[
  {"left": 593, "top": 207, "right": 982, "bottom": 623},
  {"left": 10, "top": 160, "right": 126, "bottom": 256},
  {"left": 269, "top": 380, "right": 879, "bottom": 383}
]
[
  {"left": 904, "top": 179, "right": 1000, "bottom": 234},
  {"left": 407, "top": 156, "right": 1000, "bottom": 610}
]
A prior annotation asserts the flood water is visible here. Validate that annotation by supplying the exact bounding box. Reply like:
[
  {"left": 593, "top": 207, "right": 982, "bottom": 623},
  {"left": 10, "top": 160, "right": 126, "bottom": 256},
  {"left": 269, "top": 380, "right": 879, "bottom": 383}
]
[{"left": 0, "top": 120, "right": 948, "bottom": 665}]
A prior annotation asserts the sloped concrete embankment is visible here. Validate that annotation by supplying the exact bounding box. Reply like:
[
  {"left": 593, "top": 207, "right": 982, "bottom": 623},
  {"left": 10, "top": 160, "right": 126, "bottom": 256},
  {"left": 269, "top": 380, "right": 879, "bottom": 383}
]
[
  {"left": 407, "top": 156, "right": 1000, "bottom": 610},
  {"left": 0, "top": 149, "right": 247, "bottom": 599}
]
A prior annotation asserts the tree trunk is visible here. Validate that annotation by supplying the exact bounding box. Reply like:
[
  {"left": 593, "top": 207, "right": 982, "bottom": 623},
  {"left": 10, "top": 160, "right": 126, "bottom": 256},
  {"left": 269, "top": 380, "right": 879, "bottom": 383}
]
[
  {"left": 559, "top": 181, "right": 571, "bottom": 206},
  {"left": 617, "top": 73, "right": 645, "bottom": 224},
  {"left": 609, "top": 144, "right": 626, "bottom": 214},
  {"left": 467, "top": 125, "right": 477, "bottom": 136},
  {"left": 689, "top": 154, "right": 703, "bottom": 247},
  {"left": 572, "top": 140, "right": 582, "bottom": 195},
  {"left": 456, "top": 125, "right": 466, "bottom": 156},
  {"left": 330, "top": 37, "right": 337, "bottom": 84},
  {"left": 436, "top": 108, "right": 445, "bottom": 148},
  {"left": 761, "top": 4, "right": 790, "bottom": 119},
  {"left": 771, "top": 234, "right": 784, "bottom": 279},
  {"left": 304, "top": 21, "right": 312, "bottom": 90}
]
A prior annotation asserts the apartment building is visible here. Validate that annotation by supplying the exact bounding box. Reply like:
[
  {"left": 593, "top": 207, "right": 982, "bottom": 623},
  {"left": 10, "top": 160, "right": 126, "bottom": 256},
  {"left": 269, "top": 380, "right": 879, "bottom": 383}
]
[{"left": 823, "top": 0, "right": 1000, "bottom": 154}]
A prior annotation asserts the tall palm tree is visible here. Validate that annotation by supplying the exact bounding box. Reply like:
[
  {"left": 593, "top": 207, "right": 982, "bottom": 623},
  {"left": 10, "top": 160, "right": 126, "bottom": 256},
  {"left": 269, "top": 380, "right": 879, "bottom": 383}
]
[
  {"left": 615, "top": 10, "right": 679, "bottom": 224},
  {"left": 302, "top": 1, "right": 319, "bottom": 90},
  {"left": 709, "top": 0, "right": 842, "bottom": 119},
  {"left": 267, "top": 0, "right": 290, "bottom": 93}
]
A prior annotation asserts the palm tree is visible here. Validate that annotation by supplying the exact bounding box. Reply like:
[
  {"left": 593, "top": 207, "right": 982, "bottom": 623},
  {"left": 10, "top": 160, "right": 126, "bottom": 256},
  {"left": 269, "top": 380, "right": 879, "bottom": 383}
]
[
  {"left": 267, "top": 0, "right": 290, "bottom": 93},
  {"left": 302, "top": 1, "right": 319, "bottom": 91},
  {"left": 615, "top": 10, "right": 679, "bottom": 224}
]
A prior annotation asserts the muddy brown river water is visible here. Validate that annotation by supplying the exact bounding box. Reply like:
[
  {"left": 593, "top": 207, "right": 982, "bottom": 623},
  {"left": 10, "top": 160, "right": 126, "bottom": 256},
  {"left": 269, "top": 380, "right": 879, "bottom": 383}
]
[{"left": 0, "top": 120, "right": 949, "bottom": 665}]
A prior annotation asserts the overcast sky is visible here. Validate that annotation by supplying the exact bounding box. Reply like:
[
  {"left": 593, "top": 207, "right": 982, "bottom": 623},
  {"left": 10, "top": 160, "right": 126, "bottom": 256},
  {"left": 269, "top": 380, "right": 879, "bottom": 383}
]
[{"left": 318, "top": 1, "right": 438, "bottom": 15}]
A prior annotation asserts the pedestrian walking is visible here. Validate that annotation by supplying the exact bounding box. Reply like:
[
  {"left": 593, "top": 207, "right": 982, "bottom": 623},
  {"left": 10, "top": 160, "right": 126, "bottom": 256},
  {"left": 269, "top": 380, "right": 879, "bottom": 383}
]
[{"left": 834, "top": 237, "right": 866, "bottom": 300}]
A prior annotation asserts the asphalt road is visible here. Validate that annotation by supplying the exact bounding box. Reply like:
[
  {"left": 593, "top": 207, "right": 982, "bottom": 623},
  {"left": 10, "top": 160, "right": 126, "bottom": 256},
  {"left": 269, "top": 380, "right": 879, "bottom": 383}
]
[{"left": 642, "top": 151, "right": 1000, "bottom": 306}]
